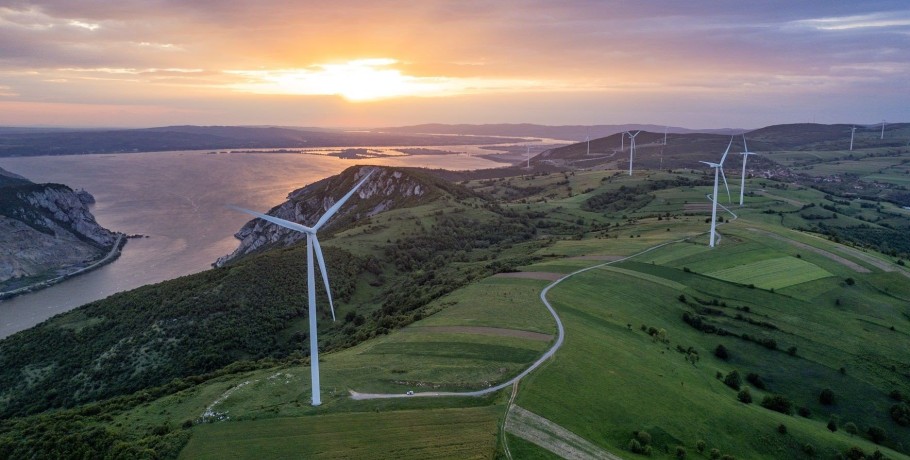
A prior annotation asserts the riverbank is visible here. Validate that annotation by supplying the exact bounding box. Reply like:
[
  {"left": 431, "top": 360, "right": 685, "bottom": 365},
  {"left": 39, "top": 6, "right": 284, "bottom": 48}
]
[{"left": 0, "top": 234, "right": 127, "bottom": 301}]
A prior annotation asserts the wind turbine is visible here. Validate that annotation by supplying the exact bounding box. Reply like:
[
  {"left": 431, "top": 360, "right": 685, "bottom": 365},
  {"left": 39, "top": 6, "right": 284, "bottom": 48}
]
[
  {"left": 849, "top": 125, "right": 856, "bottom": 151},
  {"left": 526, "top": 145, "right": 531, "bottom": 169},
  {"left": 626, "top": 130, "right": 641, "bottom": 176},
  {"left": 700, "top": 137, "right": 733, "bottom": 247},
  {"left": 229, "top": 169, "right": 374, "bottom": 406},
  {"left": 586, "top": 135, "right": 590, "bottom": 156},
  {"left": 738, "top": 134, "right": 757, "bottom": 206},
  {"left": 881, "top": 120, "right": 886, "bottom": 139}
]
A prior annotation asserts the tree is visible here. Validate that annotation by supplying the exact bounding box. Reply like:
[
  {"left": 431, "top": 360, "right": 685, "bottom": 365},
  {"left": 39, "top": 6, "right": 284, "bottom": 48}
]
[
  {"left": 867, "top": 426, "right": 886, "bottom": 444},
  {"left": 891, "top": 402, "right": 910, "bottom": 426},
  {"left": 777, "top": 424, "right": 787, "bottom": 434},
  {"left": 675, "top": 446, "right": 687, "bottom": 459},
  {"left": 760, "top": 394, "right": 793, "bottom": 415},
  {"left": 819, "top": 388, "right": 835, "bottom": 405},
  {"left": 696, "top": 440, "right": 706, "bottom": 453},
  {"left": 714, "top": 344, "right": 729, "bottom": 360},
  {"left": 710, "top": 448, "right": 721, "bottom": 459},
  {"left": 827, "top": 417, "right": 838, "bottom": 432},
  {"left": 724, "top": 370, "right": 742, "bottom": 390},
  {"left": 844, "top": 422, "right": 858, "bottom": 436},
  {"left": 737, "top": 387, "right": 752, "bottom": 404}
]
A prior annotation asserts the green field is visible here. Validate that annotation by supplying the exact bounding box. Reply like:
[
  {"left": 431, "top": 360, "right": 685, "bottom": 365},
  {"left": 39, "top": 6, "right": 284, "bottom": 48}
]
[
  {"left": 707, "top": 256, "right": 833, "bottom": 289},
  {"left": 180, "top": 407, "right": 501, "bottom": 459}
]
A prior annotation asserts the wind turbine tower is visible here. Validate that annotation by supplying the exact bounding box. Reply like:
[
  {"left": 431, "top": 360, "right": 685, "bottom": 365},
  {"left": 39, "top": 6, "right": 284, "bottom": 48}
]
[
  {"left": 850, "top": 125, "right": 856, "bottom": 151},
  {"left": 229, "top": 170, "right": 374, "bottom": 406},
  {"left": 526, "top": 145, "right": 531, "bottom": 169},
  {"left": 626, "top": 130, "right": 641, "bottom": 176},
  {"left": 881, "top": 120, "right": 886, "bottom": 139},
  {"left": 586, "top": 135, "right": 590, "bottom": 156},
  {"left": 738, "top": 134, "right": 757, "bottom": 206},
  {"left": 700, "top": 138, "right": 733, "bottom": 247}
]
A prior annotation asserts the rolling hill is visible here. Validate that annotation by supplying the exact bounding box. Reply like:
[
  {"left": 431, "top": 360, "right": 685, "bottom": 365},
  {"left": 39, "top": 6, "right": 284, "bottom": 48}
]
[{"left": 1, "top": 124, "right": 909, "bottom": 459}]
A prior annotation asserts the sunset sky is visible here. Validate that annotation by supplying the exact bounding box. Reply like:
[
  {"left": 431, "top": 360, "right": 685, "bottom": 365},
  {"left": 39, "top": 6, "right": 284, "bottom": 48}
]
[{"left": 1, "top": 1, "right": 908, "bottom": 128}]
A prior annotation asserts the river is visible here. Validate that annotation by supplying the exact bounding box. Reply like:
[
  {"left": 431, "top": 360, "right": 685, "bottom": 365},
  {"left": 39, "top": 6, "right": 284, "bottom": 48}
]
[{"left": 0, "top": 149, "right": 509, "bottom": 338}]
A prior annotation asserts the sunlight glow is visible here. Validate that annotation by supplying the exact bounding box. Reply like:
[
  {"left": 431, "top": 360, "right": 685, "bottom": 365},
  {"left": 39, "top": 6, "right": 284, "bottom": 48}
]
[{"left": 226, "top": 59, "right": 541, "bottom": 101}]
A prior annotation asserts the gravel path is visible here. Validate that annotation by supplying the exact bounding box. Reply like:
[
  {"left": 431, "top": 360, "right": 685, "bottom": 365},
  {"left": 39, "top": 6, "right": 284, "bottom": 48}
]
[{"left": 506, "top": 405, "right": 621, "bottom": 460}]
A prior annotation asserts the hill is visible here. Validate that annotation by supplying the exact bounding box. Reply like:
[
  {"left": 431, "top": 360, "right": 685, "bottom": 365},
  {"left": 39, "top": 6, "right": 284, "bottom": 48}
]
[
  {"left": 380, "top": 123, "right": 744, "bottom": 141},
  {"left": 0, "top": 125, "right": 527, "bottom": 157},
  {"left": 1, "top": 133, "right": 909, "bottom": 459},
  {"left": 0, "top": 167, "right": 121, "bottom": 295}
]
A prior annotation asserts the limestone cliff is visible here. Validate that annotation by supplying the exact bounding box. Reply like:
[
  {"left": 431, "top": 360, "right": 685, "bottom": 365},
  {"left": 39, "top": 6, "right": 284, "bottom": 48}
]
[
  {"left": 216, "top": 166, "right": 456, "bottom": 266},
  {"left": 0, "top": 167, "right": 120, "bottom": 288}
]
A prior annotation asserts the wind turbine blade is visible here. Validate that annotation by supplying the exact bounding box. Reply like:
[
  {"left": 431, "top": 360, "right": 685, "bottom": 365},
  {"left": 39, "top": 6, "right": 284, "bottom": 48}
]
[
  {"left": 699, "top": 161, "right": 715, "bottom": 167},
  {"left": 720, "top": 136, "right": 733, "bottom": 165},
  {"left": 227, "top": 205, "right": 313, "bottom": 233},
  {"left": 720, "top": 168, "right": 731, "bottom": 203},
  {"left": 313, "top": 170, "right": 374, "bottom": 231},
  {"left": 311, "top": 235, "right": 335, "bottom": 321}
]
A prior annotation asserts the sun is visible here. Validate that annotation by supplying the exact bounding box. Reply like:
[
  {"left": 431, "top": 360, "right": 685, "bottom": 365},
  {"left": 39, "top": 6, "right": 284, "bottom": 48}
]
[{"left": 228, "top": 59, "right": 449, "bottom": 101}]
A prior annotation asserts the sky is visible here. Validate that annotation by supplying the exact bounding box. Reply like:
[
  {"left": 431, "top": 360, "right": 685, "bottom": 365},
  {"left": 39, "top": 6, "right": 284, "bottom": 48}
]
[{"left": 0, "top": 0, "right": 908, "bottom": 129}]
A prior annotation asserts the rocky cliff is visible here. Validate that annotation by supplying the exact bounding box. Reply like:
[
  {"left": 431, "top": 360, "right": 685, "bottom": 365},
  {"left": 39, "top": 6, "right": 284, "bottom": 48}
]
[
  {"left": 216, "top": 166, "right": 460, "bottom": 266},
  {"left": 0, "top": 167, "right": 120, "bottom": 287}
]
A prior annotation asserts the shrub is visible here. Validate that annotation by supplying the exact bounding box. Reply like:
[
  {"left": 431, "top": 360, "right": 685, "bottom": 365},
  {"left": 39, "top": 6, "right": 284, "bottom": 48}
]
[
  {"left": 802, "top": 443, "right": 815, "bottom": 456},
  {"left": 737, "top": 387, "right": 752, "bottom": 404},
  {"left": 787, "top": 346, "right": 797, "bottom": 356},
  {"left": 777, "top": 423, "right": 787, "bottom": 434},
  {"left": 709, "top": 448, "right": 721, "bottom": 459},
  {"left": 819, "top": 388, "right": 835, "bottom": 405},
  {"left": 714, "top": 344, "right": 729, "bottom": 360},
  {"left": 797, "top": 406, "right": 812, "bottom": 417},
  {"left": 636, "top": 431, "right": 652, "bottom": 446},
  {"left": 867, "top": 426, "right": 886, "bottom": 444},
  {"left": 746, "top": 373, "right": 766, "bottom": 390},
  {"left": 696, "top": 440, "right": 706, "bottom": 453},
  {"left": 845, "top": 277, "right": 855, "bottom": 286},
  {"left": 675, "top": 446, "right": 687, "bottom": 459},
  {"left": 760, "top": 394, "right": 793, "bottom": 415},
  {"left": 890, "top": 389, "right": 903, "bottom": 401},
  {"left": 844, "top": 422, "right": 858, "bottom": 435},
  {"left": 724, "top": 370, "right": 742, "bottom": 390},
  {"left": 891, "top": 402, "right": 910, "bottom": 426},
  {"left": 720, "top": 455, "right": 735, "bottom": 460},
  {"left": 845, "top": 446, "right": 865, "bottom": 460},
  {"left": 628, "top": 439, "right": 642, "bottom": 453},
  {"left": 827, "top": 417, "right": 838, "bottom": 432}
]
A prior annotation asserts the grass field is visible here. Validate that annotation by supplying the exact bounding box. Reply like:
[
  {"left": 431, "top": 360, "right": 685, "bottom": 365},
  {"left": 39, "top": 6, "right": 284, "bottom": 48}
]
[
  {"left": 517, "top": 220, "right": 910, "bottom": 459},
  {"left": 706, "top": 256, "right": 833, "bottom": 289},
  {"left": 179, "top": 406, "right": 501, "bottom": 459}
]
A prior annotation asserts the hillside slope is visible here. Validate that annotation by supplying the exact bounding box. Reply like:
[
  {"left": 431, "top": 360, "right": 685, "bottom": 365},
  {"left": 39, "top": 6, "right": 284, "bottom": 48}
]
[{"left": 0, "top": 167, "right": 120, "bottom": 292}]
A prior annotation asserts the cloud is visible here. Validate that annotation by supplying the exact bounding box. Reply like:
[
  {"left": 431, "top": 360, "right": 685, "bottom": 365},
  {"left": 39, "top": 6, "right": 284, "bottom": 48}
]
[{"left": 789, "top": 11, "right": 910, "bottom": 31}]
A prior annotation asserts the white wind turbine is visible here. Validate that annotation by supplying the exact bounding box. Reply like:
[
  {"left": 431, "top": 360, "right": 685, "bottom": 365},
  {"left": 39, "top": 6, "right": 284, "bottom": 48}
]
[
  {"left": 700, "top": 137, "right": 733, "bottom": 247},
  {"left": 738, "top": 134, "right": 757, "bottom": 206},
  {"left": 229, "top": 170, "right": 374, "bottom": 406},
  {"left": 849, "top": 125, "right": 856, "bottom": 151},
  {"left": 881, "top": 119, "right": 886, "bottom": 139},
  {"left": 586, "top": 135, "right": 591, "bottom": 155},
  {"left": 526, "top": 145, "right": 531, "bottom": 168},
  {"left": 626, "top": 130, "right": 641, "bottom": 176}
]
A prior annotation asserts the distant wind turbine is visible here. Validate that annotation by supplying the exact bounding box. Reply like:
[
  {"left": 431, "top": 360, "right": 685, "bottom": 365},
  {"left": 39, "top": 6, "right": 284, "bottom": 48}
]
[
  {"left": 626, "top": 130, "right": 641, "bottom": 176},
  {"left": 738, "top": 134, "right": 757, "bottom": 206},
  {"left": 881, "top": 120, "right": 886, "bottom": 139},
  {"left": 586, "top": 135, "right": 590, "bottom": 156},
  {"left": 700, "top": 137, "right": 733, "bottom": 247},
  {"left": 663, "top": 126, "right": 668, "bottom": 145},
  {"left": 229, "top": 169, "right": 374, "bottom": 406},
  {"left": 526, "top": 145, "right": 531, "bottom": 169},
  {"left": 850, "top": 125, "right": 856, "bottom": 151}
]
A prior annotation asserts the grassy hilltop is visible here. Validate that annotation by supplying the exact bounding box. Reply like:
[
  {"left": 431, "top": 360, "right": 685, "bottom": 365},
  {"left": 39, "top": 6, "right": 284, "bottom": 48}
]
[{"left": 1, "top": 123, "right": 910, "bottom": 459}]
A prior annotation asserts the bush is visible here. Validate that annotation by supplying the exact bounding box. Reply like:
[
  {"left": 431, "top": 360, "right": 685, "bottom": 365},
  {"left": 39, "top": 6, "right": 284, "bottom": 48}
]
[
  {"left": 844, "top": 422, "right": 858, "bottom": 435},
  {"left": 802, "top": 443, "right": 815, "bottom": 456},
  {"left": 636, "top": 431, "right": 652, "bottom": 446},
  {"left": 710, "top": 448, "right": 721, "bottom": 459},
  {"left": 890, "top": 389, "right": 903, "bottom": 401},
  {"left": 746, "top": 373, "right": 766, "bottom": 390},
  {"left": 737, "top": 387, "right": 752, "bottom": 404},
  {"left": 714, "top": 344, "right": 729, "bottom": 360},
  {"left": 777, "top": 423, "right": 787, "bottom": 434},
  {"left": 720, "top": 455, "right": 735, "bottom": 460},
  {"left": 845, "top": 277, "right": 855, "bottom": 286},
  {"left": 845, "top": 446, "right": 865, "bottom": 460},
  {"left": 760, "top": 394, "right": 793, "bottom": 415},
  {"left": 891, "top": 402, "right": 910, "bottom": 426},
  {"left": 787, "top": 346, "right": 797, "bottom": 356},
  {"left": 867, "top": 426, "right": 886, "bottom": 444},
  {"left": 628, "top": 439, "right": 642, "bottom": 453},
  {"left": 828, "top": 417, "right": 838, "bottom": 432},
  {"left": 819, "top": 388, "right": 835, "bottom": 405},
  {"left": 696, "top": 440, "right": 706, "bottom": 453},
  {"left": 797, "top": 406, "right": 812, "bottom": 417},
  {"left": 675, "top": 445, "right": 687, "bottom": 459},
  {"left": 724, "top": 370, "right": 742, "bottom": 390}
]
